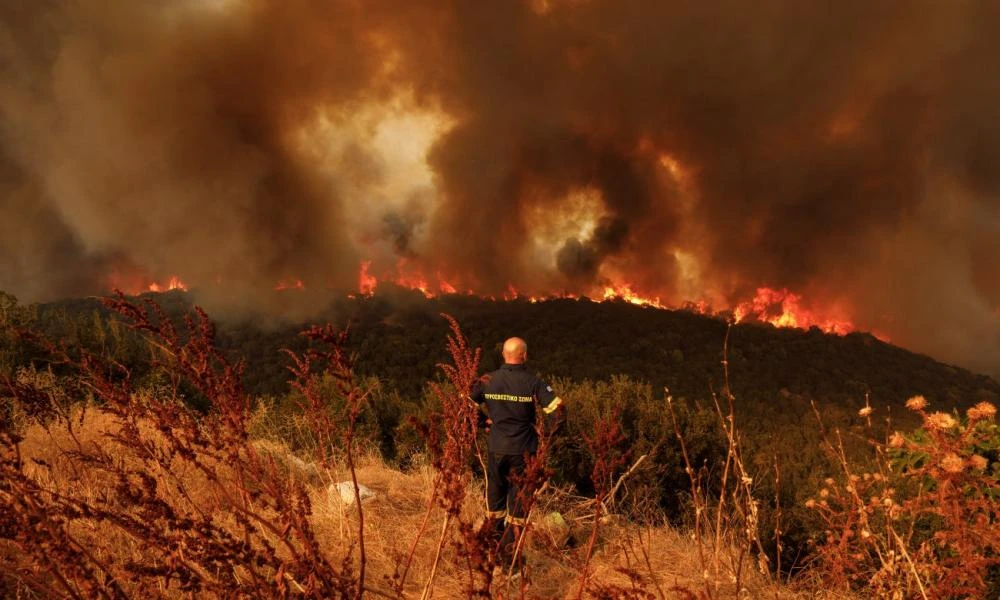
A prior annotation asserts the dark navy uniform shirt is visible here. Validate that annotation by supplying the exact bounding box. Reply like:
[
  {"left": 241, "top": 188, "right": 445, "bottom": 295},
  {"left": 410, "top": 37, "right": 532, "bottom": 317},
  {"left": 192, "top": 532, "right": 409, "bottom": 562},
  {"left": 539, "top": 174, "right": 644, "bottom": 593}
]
[{"left": 471, "top": 363, "right": 563, "bottom": 455}]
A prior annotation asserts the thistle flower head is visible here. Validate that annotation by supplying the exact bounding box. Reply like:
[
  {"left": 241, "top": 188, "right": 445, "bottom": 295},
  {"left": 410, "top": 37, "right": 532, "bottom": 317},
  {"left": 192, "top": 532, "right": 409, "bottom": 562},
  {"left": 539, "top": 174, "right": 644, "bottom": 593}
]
[
  {"left": 969, "top": 455, "right": 988, "bottom": 471},
  {"left": 926, "top": 412, "right": 957, "bottom": 430},
  {"left": 905, "top": 395, "right": 928, "bottom": 411},
  {"left": 940, "top": 453, "right": 964, "bottom": 474},
  {"left": 967, "top": 402, "right": 997, "bottom": 420}
]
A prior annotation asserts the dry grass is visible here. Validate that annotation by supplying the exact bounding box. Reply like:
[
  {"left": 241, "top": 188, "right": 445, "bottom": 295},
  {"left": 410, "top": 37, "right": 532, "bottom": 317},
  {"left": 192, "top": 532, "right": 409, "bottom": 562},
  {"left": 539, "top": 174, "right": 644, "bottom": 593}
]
[{"left": 4, "top": 406, "right": 806, "bottom": 599}]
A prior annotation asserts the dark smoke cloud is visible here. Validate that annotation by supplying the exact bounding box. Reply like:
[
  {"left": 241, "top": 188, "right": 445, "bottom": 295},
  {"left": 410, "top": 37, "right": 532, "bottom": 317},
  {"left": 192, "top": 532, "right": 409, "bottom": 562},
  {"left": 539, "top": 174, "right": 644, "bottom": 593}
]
[
  {"left": 1, "top": 0, "right": 999, "bottom": 376},
  {"left": 556, "top": 216, "right": 629, "bottom": 281}
]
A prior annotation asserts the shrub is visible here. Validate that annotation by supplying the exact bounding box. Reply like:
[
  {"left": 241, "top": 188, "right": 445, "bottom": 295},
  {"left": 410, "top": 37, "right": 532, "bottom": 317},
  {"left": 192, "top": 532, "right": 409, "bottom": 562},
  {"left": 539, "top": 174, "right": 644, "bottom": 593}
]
[{"left": 807, "top": 396, "right": 999, "bottom": 598}]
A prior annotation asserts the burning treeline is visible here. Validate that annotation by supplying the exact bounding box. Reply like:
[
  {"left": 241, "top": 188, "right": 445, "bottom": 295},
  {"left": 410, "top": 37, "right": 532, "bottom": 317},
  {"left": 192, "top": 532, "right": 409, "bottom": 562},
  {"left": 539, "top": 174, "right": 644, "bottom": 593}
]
[{"left": 1, "top": 0, "right": 999, "bottom": 374}]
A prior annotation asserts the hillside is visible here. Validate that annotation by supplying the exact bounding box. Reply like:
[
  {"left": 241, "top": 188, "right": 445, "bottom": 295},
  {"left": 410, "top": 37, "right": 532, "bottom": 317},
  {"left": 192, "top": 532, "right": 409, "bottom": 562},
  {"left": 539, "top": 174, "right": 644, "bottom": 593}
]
[{"left": 23, "top": 287, "right": 1000, "bottom": 416}]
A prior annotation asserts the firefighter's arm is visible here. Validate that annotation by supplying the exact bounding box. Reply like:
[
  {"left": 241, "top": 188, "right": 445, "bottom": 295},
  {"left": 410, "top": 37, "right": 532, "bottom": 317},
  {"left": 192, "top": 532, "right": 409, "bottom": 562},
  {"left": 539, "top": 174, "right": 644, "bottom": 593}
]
[
  {"left": 536, "top": 380, "right": 565, "bottom": 435},
  {"left": 542, "top": 395, "right": 565, "bottom": 434}
]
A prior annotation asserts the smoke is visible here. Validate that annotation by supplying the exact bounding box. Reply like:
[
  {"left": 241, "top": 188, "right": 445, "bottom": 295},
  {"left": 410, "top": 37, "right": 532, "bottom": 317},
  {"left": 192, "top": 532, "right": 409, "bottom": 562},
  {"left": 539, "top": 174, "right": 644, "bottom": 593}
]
[{"left": 1, "top": 0, "right": 999, "bottom": 375}]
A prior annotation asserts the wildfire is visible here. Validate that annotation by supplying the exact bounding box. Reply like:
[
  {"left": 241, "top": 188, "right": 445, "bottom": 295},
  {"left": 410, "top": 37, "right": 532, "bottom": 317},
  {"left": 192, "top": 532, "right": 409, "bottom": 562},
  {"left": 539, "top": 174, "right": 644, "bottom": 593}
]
[
  {"left": 733, "top": 287, "right": 854, "bottom": 334},
  {"left": 358, "top": 261, "right": 377, "bottom": 295},
  {"left": 601, "top": 284, "right": 665, "bottom": 309},
  {"left": 147, "top": 277, "right": 189, "bottom": 293},
  {"left": 107, "top": 266, "right": 858, "bottom": 337},
  {"left": 106, "top": 270, "right": 189, "bottom": 295},
  {"left": 351, "top": 263, "right": 855, "bottom": 334},
  {"left": 357, "top": 259, "right": 465, "bottom": 298}
]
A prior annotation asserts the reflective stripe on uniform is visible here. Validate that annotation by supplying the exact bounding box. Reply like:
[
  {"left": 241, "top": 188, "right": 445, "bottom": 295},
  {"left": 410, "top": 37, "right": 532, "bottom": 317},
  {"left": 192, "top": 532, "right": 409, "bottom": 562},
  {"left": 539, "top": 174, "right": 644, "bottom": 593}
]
[
  {"left": 487, "top": 509, "right": 507, "bottom": 519},
  {"left": 542, "top": 396, "right": 563, "bottom": 414},
  {"left": 484, "top": 393, "right": 533, "bottom": 403}
]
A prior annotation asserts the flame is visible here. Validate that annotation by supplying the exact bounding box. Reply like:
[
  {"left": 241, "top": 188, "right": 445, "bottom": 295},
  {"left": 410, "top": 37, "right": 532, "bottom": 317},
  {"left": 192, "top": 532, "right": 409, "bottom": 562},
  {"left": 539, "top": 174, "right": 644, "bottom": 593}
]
[
  {"left": 601, "top": 283, "right": 665, "bottom": 309},
  {"left": 438, "top": 276, "right": 457, "bottom": 294},
  {"left": 733, "top": 287, "right": 854, "bottom": 334},
  {"left": 359, "top": 261, "right": 377, "bottom": 295},
  {"left": 357, "top": 259, "right": 465, "bottom": 298},
  {"left": 105, "top": 265, "right": 858, "bottom": 338},
  {"left": 147, "top": 276, "right": 189, "bottom": 293},
  {"left": 106, "top": 269, "right": 189, "bottom": 295}
]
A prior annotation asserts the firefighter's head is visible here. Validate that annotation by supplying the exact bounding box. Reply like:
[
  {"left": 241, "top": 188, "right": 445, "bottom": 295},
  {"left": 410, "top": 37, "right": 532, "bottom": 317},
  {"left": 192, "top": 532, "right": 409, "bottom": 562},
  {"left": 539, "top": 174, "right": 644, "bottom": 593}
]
[{"left": 502, "top": 337, "right": 527, "bottom": 365}]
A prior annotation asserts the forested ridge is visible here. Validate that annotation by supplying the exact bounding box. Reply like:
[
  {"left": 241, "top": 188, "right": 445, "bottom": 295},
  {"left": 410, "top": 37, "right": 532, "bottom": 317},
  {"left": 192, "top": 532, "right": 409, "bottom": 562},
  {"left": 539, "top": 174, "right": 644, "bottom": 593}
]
[{"left": 11, "top": 286, "right": 997, "bottom": 417}]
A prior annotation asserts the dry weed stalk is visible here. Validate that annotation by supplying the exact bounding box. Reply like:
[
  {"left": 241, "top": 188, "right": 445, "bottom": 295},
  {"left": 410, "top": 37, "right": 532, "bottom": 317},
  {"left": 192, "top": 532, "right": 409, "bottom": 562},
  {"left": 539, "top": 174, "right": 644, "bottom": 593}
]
[
  {"left": 284, "top": 323, "right": 376, "bottom": 599},
  {"left": 807, "top": 396, "right": 999, "bottom": 598},
  {"left": 398, "top": 314, "right": 489, "bottom": 599},
  {"left": 575, "top": 405, "right": 629, "bottom": 599},
  {"left": 0, "top": 293, "right": 369, "bottom": 598},
  {"left": 665, "top": 321, "right": 776, "bottom": 598},
  {"left": 665, "top": 387, "right": 710, "bottom": 595}
]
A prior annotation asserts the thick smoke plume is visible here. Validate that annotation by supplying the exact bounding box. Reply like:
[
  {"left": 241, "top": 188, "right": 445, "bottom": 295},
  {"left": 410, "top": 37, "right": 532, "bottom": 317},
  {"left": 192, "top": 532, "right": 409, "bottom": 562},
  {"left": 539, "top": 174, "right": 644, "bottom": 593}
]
[{"left": 1, "top": 0, "right": 999, "bottom": 375}]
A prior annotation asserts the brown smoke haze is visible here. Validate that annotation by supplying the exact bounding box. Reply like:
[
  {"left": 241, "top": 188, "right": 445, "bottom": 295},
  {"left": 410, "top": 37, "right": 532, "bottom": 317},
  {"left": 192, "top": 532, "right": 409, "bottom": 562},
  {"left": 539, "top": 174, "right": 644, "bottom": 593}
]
[{"left": 1, "top": 0, "right": 999, "bottom": 376}]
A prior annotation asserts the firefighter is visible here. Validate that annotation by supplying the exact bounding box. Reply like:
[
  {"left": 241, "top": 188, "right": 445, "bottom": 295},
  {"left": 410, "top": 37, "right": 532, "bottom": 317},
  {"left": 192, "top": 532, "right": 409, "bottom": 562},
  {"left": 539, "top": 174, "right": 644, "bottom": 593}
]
[{"left": 471, "top": 336, "right": 565, "bottom": 565}]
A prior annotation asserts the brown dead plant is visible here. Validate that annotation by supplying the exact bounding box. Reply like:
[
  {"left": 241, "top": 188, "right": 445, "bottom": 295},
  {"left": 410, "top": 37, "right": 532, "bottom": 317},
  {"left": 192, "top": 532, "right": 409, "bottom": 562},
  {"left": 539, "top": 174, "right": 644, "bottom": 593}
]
[{"left": 0, "top": 292, "right": 370, "bottom": 598}]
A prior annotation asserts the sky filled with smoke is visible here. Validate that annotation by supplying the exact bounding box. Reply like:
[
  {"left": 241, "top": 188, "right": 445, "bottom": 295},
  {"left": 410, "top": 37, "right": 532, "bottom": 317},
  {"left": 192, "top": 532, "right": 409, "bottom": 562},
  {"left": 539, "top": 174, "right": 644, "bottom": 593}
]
[{"left": 1, "top": 0, "right": 999, "bottom": 375}]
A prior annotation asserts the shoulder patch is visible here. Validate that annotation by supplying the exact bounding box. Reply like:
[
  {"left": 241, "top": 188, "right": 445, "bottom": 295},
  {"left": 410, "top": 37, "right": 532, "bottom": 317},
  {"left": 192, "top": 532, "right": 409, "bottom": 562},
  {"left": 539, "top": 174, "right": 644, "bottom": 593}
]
[{"left": 546, "top": 385, "right": 553, "bottom": 392}]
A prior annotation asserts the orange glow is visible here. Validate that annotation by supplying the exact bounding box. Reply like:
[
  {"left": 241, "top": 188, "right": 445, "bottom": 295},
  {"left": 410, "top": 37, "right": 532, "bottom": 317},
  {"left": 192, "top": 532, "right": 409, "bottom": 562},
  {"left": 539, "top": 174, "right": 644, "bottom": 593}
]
[
  {"left": 391, "top": 258, "right": 432, "bottom": 297},
  {"left": 438, "top": 276, "right": 457, "bottom": 294},
  {"left": 107, "top": 270, "right": 189, "bottom": 295},
  {"left": 106, "top": 264, "right": 861, "bottom": 338},
  {"left": 357, "top": 259, "right": 468, "bottom": 299},
  {"left": 359, "top": 261, "right": 377, "bottom": 295},
  {"left": 601, "top": 283, "right": 665, "bottom": 309},
  {"left": 147, "top": 276, "right": 189, "bottom": 293},
  {"left": 733, "top": 287, "right": 854, "bottom": 334}
]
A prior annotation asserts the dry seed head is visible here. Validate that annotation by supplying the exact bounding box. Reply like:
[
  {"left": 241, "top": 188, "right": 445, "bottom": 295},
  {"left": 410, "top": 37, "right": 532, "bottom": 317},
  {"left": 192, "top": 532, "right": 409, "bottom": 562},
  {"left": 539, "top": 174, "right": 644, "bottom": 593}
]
[
  {"left": 905, "top": 395, "right": 928, "bottom": 411},
  {"left": 888, "top": 432, "right": 905, "bottom": 448},
  {"left": 819, "top": 488, "right": 829, "bottom": 498},
  {"left": 824, "top": 477, "right": 835, "bottom": 486},
  {"left": 940, "top": 453, "right": 964, "bottom": 474},
  {"left": 858, "top": 406, "right": 873, "bottom": 417},
  {"left": 967, "top": 402, "right": 997, "bottom": 420},
  {"left": 969, "top": 455, "right": 988, "bottom": 471},
  {"left": 805, "top": 499, "right": 816, "bottom": 508},
  {"left": 927, "top": 412, "right": 957, "bottom": 430}
]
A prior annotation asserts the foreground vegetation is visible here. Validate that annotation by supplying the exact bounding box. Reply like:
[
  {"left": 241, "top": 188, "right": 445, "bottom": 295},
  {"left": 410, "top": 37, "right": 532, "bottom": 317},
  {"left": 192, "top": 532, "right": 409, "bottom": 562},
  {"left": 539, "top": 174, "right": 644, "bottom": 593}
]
[{"left": 1, "top": 292, "right": 998, "bottom": 598}]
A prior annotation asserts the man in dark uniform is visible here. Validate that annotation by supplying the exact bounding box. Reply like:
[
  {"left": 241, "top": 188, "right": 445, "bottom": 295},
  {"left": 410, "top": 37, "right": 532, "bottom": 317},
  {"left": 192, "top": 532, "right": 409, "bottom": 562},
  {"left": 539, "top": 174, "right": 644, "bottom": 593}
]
[{"left": 471, "top": 336, "right": 564, "bottom": 563}]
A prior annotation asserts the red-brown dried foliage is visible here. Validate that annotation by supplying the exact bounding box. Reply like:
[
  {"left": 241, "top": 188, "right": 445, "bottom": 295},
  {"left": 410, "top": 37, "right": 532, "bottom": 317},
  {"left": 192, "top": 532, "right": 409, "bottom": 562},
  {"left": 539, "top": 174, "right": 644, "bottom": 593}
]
[{"left": 0, "top": 292, "right": 361, "bottom": 598}]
